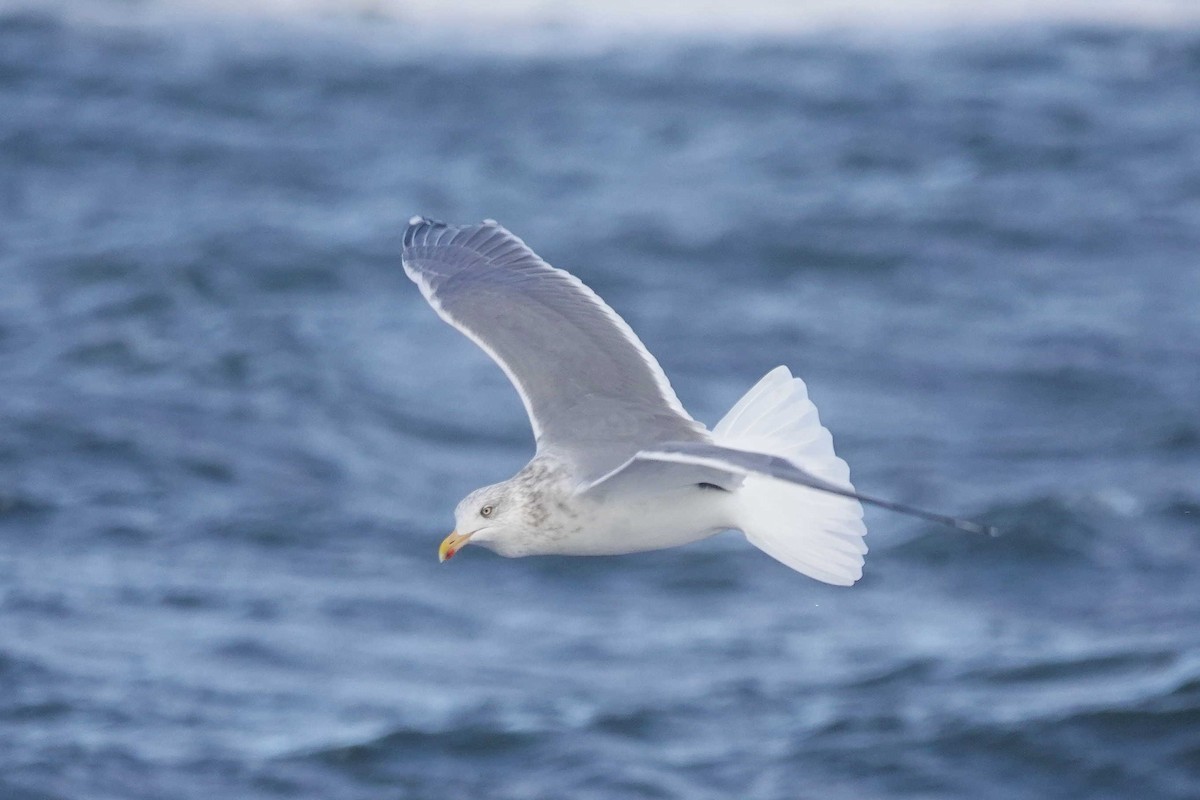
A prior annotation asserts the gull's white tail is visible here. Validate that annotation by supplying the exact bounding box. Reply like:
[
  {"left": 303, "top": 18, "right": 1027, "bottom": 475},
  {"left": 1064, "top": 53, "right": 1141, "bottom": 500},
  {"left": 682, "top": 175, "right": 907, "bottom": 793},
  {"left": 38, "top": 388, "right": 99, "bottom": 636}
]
[{"left": 713, "top": 366, "right": 868, "bottom": 585}]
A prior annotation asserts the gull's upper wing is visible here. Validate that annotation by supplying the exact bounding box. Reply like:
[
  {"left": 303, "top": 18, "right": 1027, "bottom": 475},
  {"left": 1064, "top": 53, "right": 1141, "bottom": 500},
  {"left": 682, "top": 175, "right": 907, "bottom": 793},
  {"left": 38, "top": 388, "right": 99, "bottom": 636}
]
[{"left": 401, "top": 217, "right": 707, "bottom": 480}]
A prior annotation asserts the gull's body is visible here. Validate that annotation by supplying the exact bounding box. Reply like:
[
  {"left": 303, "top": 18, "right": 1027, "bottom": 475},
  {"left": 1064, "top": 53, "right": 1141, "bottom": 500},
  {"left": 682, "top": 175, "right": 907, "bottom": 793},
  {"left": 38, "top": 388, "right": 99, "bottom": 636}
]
[
  {"left": 483, "top": 454, "right": 736, "bottom": 558},
  {"left": 402, "top": 217, "right": 990, "bottom": 585}
]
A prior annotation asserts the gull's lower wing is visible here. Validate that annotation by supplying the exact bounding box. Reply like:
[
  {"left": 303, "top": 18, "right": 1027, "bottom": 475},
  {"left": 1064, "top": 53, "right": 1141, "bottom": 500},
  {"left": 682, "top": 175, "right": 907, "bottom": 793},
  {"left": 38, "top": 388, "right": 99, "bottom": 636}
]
[
  {"left": 584, "top": 441, "right": 997, "bottom": 536},
  {"left": 402, "top": 217, "right": 706, "bottom": 480},
  {"left": 579, "top": 449, "right": 745, "bottom": 500}
]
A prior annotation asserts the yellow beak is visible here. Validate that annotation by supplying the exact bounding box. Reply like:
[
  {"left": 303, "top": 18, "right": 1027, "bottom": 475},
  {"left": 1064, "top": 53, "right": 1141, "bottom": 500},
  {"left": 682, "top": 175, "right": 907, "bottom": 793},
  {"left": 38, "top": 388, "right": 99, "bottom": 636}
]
[{"left": 438, "top": 530, "right": 472, "bottom": 563}]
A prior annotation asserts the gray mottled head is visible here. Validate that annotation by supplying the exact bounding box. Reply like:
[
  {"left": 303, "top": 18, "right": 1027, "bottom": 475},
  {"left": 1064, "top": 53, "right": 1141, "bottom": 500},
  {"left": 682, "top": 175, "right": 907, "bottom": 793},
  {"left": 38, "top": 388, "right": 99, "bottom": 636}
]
[{"left": 438, "top": 479, "right": 534, "bottom": 561}]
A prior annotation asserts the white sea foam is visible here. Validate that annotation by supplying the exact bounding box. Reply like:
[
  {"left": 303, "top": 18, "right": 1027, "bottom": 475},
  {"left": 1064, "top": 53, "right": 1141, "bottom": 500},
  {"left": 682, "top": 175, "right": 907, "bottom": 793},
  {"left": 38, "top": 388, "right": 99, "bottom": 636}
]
[
  {"left": 189, "top": 0, "right": 1200, "bottom": 29},
  {"left": 17, "top": 0, "right": 1200, "bottom": 38}
]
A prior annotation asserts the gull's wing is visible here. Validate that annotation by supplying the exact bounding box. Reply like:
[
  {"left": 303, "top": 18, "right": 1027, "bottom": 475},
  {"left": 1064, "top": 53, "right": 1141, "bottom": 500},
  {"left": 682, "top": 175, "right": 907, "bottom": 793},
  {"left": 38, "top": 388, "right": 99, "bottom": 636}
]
[
  {"left": 583, "top": 441, "right": 867, "bottom": 584},
  {"left": 584, "top": 441, "right": 996, "bottom": 535},
  {"left": 402, "top": 217, "right": 707, "bottom": 480},
  {"left": 584, "top": 441, "right": 993, "bottom": 586},
  {"left": 579, "top": 450, "right": 746, "bottom": 499}
]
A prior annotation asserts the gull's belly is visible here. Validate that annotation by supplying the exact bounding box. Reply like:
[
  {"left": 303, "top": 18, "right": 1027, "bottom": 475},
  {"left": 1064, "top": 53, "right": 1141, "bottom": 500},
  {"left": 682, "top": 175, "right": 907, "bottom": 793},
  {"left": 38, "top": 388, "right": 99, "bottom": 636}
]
[{"left": 545, "top": 487, "right": 737, "bottom": 556}]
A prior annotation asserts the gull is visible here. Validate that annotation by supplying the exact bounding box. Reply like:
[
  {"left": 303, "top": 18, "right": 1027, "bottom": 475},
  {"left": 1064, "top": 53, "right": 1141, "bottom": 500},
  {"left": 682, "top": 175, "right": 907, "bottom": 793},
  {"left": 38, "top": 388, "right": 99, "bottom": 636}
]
[{"left": 402, "top": 217, "right": 992, "bottom": 585}]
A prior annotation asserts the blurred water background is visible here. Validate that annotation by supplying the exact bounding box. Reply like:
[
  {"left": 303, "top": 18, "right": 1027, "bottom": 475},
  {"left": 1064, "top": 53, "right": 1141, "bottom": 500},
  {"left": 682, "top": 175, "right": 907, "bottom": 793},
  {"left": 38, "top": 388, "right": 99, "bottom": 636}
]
[{"left": 2, "top": 1, "right": 1200, "bottom": 798}]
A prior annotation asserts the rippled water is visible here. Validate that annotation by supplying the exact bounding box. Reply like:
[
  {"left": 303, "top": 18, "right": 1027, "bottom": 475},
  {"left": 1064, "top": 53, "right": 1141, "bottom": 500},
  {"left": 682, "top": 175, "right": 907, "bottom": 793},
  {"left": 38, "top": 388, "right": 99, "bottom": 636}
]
[{"left": 2, "top": 4, "right": 1199, "bottom": 799}]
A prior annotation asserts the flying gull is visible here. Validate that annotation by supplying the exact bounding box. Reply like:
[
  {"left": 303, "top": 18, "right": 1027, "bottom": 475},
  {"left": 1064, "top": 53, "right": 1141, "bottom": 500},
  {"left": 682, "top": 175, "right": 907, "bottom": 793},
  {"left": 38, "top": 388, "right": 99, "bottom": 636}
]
[{"left": 402, "top": 217, "right": 993, "bottom": 585}]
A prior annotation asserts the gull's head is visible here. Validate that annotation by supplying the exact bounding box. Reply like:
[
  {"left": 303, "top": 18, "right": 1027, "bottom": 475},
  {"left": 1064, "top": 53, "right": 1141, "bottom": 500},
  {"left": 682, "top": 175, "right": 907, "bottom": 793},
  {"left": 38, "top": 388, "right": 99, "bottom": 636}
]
[{"left": 439, "top": 480, "right": 529, "bottom": 562}]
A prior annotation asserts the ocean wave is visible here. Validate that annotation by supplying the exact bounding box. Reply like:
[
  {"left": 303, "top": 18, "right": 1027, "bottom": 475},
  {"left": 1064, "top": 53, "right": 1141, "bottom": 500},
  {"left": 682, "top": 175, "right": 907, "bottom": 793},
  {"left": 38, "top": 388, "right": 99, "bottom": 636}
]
[
  {"left": 0, "top": 489, "right": 53, "bottom": 521},
  {"left": 929, "top": 666, "right": 1200, "bottom": 798},
  {"left": 298, "top": 723, "right": 545, "bottom": 778},
  {"left": 892, "top": 494, "right": 1101, "bottom": 564},
  {"left": 0, "top": 649, "right": 55, "bottom": 683},
  {"left": 966, "top": 649, "right": 1178, "bottom": 686}
]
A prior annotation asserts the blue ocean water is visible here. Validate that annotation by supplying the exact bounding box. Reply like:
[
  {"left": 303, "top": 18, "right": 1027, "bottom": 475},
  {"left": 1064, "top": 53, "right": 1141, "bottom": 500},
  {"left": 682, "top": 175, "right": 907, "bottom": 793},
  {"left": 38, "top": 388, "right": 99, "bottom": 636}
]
[{"left": 2, "top": 3, "right": 1200, "bottom": 798}]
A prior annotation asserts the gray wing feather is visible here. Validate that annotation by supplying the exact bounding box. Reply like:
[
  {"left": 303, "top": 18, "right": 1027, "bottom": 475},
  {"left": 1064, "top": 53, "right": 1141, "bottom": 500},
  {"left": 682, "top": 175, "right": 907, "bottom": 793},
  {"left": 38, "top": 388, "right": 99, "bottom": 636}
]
[
  {"left": 585, "top": 442, "right": 997, "bottom": 535},
  {"left": 402, "top": 217, "right": 707, "bottom": 480},
  {"left": 580, "top": 452, "right": 744, "bottom": 501}
]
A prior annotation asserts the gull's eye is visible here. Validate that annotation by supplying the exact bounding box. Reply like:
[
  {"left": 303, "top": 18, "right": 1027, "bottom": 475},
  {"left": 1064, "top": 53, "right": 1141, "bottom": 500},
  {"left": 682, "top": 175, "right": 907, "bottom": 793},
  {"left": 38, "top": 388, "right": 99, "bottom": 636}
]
[{"left": 480, "top": 505, "right": 494, "bottom": 518}]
